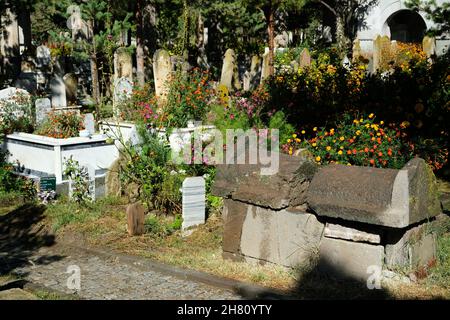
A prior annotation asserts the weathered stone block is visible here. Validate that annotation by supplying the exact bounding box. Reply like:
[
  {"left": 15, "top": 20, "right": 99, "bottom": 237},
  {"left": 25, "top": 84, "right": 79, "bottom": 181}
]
[
  {"left": 385, "top": 223, "right": 436, "bottom": 269},
  {"left": 239, "top": 205, "right": 324, "bottom": 267},
  {"left": 307, "top": 158, "right": 441, "bottom": 228},
  {"left": 213, "top": 152, "right": 317, "bottom": 210},
  {"left": 222, "top": 199, "right": 248, "bottom": 255},
  {"left": 319, "top": 237, "right": 384, "bottom": 282}
]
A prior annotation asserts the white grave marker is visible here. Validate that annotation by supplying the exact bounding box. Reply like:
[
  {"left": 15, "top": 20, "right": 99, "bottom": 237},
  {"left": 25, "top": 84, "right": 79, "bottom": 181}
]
[{"left": 182, "top": 177, "right": 206, "bottom": 235}]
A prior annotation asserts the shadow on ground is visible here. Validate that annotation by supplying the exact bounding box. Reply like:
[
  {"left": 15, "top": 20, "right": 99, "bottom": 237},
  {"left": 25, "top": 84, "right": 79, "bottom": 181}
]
[
  {"left": 0, "top": 204, "right": 63, "bottom": 276},
  {"left": 235, "top": 258, "right": 394, "bottom": 300}
]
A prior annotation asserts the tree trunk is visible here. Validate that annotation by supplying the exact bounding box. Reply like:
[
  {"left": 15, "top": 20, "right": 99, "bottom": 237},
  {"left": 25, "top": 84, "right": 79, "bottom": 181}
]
[
  {"left": 336, "top": 15, "right": 350, "bottom": 58},
  {"left": 265, "top": 5, "right": 275, "bottom": 77},
  {"left": 136, "top": 0, "right": 145, "bottom": 87},
  {"left": 88, "top": 20, "right": 100, "bottom": 119}
]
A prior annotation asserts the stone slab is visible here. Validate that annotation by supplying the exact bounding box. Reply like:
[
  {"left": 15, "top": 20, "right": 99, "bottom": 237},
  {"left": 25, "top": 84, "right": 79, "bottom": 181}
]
[
  {"left": 239, "top": 205, "right": 324, "bottom": 267},
  {"left": 318, "top": 237, "right": 384, "bottom": 282},
  {"left": 324, "top": 223, "right": 381, "bottom": 244}
]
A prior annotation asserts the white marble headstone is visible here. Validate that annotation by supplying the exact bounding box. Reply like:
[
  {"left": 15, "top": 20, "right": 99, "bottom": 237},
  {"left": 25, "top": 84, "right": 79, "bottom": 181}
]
[
  {"left": 182, "top": 176, "right": 206, "bottom": 235},
  {"left": 35, "top": 98, "right": 51, "bottom": 125},
  {"left": 113, "top": 77, "right": 133, "bottom": 117},
  {"left": 83, "top": 113, "right": 95, "bottom": 135}
]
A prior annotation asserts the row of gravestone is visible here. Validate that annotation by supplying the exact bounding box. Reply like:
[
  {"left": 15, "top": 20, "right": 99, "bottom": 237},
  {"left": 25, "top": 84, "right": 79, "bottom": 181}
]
[
  {"left": 219, "top": 48, "right": 313, "bottom": 92},
  {"left": 353, "top": 35, "right": 437, "bottom": 73}
]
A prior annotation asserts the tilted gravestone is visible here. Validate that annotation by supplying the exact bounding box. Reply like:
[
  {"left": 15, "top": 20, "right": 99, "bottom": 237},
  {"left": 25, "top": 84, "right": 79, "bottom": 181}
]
[
  {"left": 63, "top": 73, "right": 78, "bottom": 105},
  {"left": 220, "top": 49, "right": 241, "bottom": 92},
  {"left": 153, "top": 49, "right": 172, "bottom": 103},
  {"left": 260, "top": 48, "right": 270, "bottom": 84},
  {"left": 126, "top": 202, "right": 145, "bottom": 236},
  {"left": 35, "top": 98, "right": 52, "bottom": 125},
  {"left": 182, "top": 177, "right": 206, "bottom": 235},
  {"left": 249, "top": 55, "right": 262, "bottom": 91}
]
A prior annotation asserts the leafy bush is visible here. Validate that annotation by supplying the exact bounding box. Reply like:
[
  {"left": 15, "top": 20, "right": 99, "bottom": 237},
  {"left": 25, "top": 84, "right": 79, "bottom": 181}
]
[
  {"left": 265, "top": 48, "right": 450, "bottom": 173},
  {"left": 36, "top": 111, "right": 85, "bottom": 138},
  {"left": 284, "top": 113, "right": 413, "bottom": 169},
  {"left": 0, "top": 150, "right": 37, "bottom": 200},
  {"left": 164, "top": 67, "right": 214, "bottom": 128},
  {"left": 0, "top": 94, "right": 34, "bottom": 135},
  {"left": 64, "top": 156, "right": 93, "bottom": 204}
]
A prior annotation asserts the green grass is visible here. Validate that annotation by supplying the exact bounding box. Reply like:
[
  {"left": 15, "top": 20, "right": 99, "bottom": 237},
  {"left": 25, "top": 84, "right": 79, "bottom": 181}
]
[
  {"left": 45, "top": 196, "right": 126, "bottom": 232},
  {"left": 428, "top": 218, "right": 450, "bottom": 287}
]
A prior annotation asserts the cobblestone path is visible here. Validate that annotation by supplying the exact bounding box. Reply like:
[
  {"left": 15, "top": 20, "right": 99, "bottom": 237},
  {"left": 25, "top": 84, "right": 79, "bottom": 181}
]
[{"left": 12, "top": 246, "right": 241, "bottom": 300}]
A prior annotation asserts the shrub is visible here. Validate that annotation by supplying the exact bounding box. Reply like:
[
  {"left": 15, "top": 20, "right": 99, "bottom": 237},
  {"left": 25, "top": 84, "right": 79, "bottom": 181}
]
[
  {"left": 36, "top": 111, "right": 85, "bottom": 138},
  {"left": 63, "top": 156, "right": 93, "bottom": 204},
  {"left": 0, "top": 93, "right": 34, "bottom": 135},
  {"left": 163, "top": 68, "right": 214, "bottom": 128},
  {"left": 284, "top": 113, "right": 413, "bottom": 169}
]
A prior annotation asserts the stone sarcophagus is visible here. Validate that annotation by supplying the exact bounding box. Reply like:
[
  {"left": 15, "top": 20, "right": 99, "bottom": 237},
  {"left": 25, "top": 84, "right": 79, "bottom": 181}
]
[{"left": 213, "top": 154, "right": 443, "bottom": 282}]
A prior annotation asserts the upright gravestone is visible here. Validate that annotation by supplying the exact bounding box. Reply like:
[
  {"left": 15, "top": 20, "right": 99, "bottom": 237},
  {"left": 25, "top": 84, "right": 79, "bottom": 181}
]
[
  {"left": 50, "top": 77, "right": 67, "bottom": 108},
  {"left": 83, "top": 113, "right": 95, "bottom": 135},
  {"left": 372, "top": 35, "right": 390, "bottom": 73},
  {"left": 114, "top": 47, "right": 133, "bottom": 82},
  {"left": 249, "top": 55, "right": 261, "bottom": 91},
  {"left": 422, "top": 36, "right": 436, "bottom": 59},
  {"left": 63, "top": 73, "right": 78, "bottom": 105},
  {"left": 35, "top": 98, "right": 52, "bottom": 125},
  {"left": 243, "top": 71, "right": 251, "bottom": 92},
  {"left": 260, "top": 48, "right": 270, "bottom": 84},
  {"left": 299, "top": 48, "right": 311, "bottom": 68},
  {"left": 182, "top": 177, "right": 206, "bottom": 236},
  {"left": 153, "top": 49, "right": 172, "bottom": 104},
  {"left": 352, "top": 39, "right": 362, "bottom": 62},
  {"left": 220, "top": 49, "right": 240, "bottom": 92},
  {"left": 126, "top": 202, "right": 145, "bottom": 236},
  {"left": 36, "top": 45, "right": 51, "bottom": 68},
  {"left": 113, "top": 77, "right": 133, "bottom": 118}
]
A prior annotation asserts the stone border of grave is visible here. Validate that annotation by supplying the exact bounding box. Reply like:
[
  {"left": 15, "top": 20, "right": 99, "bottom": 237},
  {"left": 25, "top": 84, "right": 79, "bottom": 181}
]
[
  {"left": 212, "top": 153, "right": 443, "bottom": 283},
  {"left": 1, "top": 132, "right": 118, "bottom": 197}
]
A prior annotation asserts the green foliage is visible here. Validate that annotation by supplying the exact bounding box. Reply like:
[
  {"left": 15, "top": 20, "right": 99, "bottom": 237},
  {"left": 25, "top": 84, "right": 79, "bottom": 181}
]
[
  {"left": 0, "top": 94, "right": 34, "bottom": 135},
  {"left": 36, "top": 111, "right": 85, "bottom": 138},
  {"left": 407, "top": 0, "right": 450, "bottom": 36},
  {"left": 63, "top": 156, "right": 92, "bottom": 204},
  {"left": 0, "top": 150, "right": 37, "bottom": 201},
  {"left": 164, "top": 68, "right": 214, "bottom": 128},
  {"left": 144, "top": 214, "right": 182, "bottom": 236}
]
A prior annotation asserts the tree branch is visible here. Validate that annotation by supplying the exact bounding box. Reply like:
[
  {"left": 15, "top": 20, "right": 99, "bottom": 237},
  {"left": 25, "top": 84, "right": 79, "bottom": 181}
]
[{"left": 318, "top": 0, "right": 337, "bottom": 16}]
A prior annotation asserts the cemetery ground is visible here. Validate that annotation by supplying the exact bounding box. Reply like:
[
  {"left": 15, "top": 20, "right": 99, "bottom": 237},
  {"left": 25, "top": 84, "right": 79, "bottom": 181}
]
[{"left": 1, "top": 185, "right": 450, "bottom": 300}]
